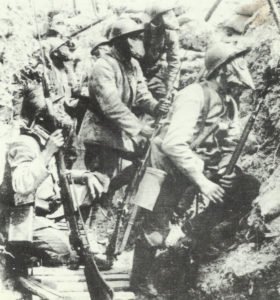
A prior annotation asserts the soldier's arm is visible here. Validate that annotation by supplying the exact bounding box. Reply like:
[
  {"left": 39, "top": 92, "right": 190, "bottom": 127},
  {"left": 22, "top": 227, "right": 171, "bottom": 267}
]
[
  {"left": 161, "top": 85, "right": 206, "bottom": 185},
  {"left": 165, "top": 29, "right": 181, "bottom": 92},
  {"left": 8, "top": 137, "right": 50, "bottom": 195},
  {"left": 89, "top": 60, "right": 143, "bottom": 138},
  {"left": 134, "top": 60, "right": 158, "bottom": 115},
  {"left": 68, "top": 170, "right": 110, "bottom": 199}
]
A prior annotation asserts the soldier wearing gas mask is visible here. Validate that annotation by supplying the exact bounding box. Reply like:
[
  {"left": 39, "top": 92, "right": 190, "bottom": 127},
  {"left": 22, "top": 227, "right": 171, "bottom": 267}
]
[
  {"left": 130, "top": 43, "right": 260, "bottom": 297},
  {"left": 79, "top": 18, "right": 169, "bottom": 180}
]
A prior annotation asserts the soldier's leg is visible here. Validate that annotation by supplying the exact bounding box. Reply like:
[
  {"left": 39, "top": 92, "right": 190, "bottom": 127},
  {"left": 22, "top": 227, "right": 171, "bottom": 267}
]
[
  {"left": 31, "top": 217, "right": 77, "bottom": 266},
  {"left": 130, "top": 174, "right": 186, "bottom": 296},
  {"left": 84, "top": 144, "right": 119, "bottom": 178}
]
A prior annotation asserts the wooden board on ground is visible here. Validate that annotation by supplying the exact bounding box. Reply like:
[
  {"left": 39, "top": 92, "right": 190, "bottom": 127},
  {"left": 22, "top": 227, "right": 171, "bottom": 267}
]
[{"left": 27, "top": 266, "right": 134, "bottom": 300}]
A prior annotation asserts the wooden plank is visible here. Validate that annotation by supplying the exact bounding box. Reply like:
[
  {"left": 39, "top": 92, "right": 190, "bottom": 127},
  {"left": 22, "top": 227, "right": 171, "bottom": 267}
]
[
  {"left": 52, "top": 280, "right": 130, "bottom": 292},
  {"left": 32, "top": 266, "right": 129, "bottom": 277},
  {"left": 49, "top": 281, "right": 88, "bottom": 292},
  {"left": 115, "top": 292, "right": 135, "bottom": 300},
  {"left": 34, "top": 273, "right": 129, "bottom": 282},
  {"left": 32, "top": 267, "right": 84, "bottom": 276},
  {"left": 103, "top": 274, "right": 130, "bottom": 281},
  {"left": 62, "top": 292, "right": 90, "bottom": 300},
  {"left": 18, "top": 277, "right": 66, "bottom": 300},
  {"left": 62, "top": 291, "right": 135, "bottom": 300}
]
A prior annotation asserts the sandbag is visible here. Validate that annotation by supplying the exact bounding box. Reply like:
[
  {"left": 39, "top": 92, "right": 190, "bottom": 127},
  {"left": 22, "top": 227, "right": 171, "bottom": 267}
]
[
  {"left": 235, "top": 0, "right": 266, "bottom": 17},
  {"left": 225, "top": 14, "right": 252, "bottom": 34}
]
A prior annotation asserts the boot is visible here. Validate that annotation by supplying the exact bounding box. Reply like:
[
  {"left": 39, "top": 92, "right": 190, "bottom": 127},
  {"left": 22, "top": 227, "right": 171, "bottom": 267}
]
[{"left": 130, "top": 239, "right": 158, "bottom": 298}]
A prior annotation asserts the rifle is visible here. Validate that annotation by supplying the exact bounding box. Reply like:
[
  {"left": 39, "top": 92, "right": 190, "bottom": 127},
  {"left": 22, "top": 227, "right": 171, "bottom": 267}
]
[
  {"left": 106, "top": 112, "right": 165, "bottom": 259},
  {"left": 223, "top": 90, "right": 267, "bottom": 175},
  {"left": 50, "top": 17, "right": 105, "bottom": 54},
  {"left": 204, "top": 0, "right": 224, "bottom": 22}
]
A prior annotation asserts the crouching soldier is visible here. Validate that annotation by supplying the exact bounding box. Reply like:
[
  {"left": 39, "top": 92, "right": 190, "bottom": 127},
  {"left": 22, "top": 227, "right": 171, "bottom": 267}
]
[
  {"left": 4, "top": 86, "right": 109, "bottom": 268},
  {"left": 130, "top": 43, "right": 261, "bottom": 297}
]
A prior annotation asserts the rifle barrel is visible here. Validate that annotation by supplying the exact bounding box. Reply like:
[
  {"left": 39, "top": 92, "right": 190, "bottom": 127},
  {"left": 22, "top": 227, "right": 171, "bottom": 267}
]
[
  {"left": 205, "top": 0, "right": 224, "bottom": 22},
  {"left": 225, "top": 99, "right": 264, "bottom": 175},
  {"left": 53, "top": 18, "right": 105, "bottom": 52},
  {"left": 117, "top": 206, "right": 139, "bottom": 255}
]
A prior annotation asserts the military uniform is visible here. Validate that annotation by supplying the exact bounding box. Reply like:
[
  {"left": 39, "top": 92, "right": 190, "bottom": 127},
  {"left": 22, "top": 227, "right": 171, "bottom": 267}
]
[
  {"left": 141, "top": 18, "right": 180, "bottom": 99},
  {"left": 6, "top": 131, "right": 74, "bottom": 265},
  {"left": 78, "top": 47, "right": 158, "bottom": 177}
]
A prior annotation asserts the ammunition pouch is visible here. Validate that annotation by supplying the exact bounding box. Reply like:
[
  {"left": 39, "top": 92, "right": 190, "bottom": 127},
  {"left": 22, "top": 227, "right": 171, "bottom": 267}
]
[{"left": 8, "top": 204, "right": 34, "bottom": 244}]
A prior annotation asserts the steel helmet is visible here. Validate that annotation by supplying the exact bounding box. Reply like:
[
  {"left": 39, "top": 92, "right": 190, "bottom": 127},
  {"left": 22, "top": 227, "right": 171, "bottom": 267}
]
[
  {"left": 108, "top": 18, "right": 144, "bottom": 42},
  {"left": 145, "top": 1, "right": 175, "bottom": 21},
  {"left": 90, "top": 36, "right": 108, "bottom": 55},
  {"left": 205, "top": 43, "right": 250, "bottom": 79}
]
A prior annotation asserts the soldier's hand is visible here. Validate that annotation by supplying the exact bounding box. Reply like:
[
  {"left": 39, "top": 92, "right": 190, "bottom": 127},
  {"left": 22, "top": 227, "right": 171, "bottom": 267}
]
[
  {"left": 198, "top": 177, "right": 225, "bottom": 204},
  {"left": 45, "top": 130, "right": 64, "bottom": 156},
  {"left": 85, "top": 173, "right": 105, "bottom": 200},
  {"left": 42, "top": 130, "right": 64, "bottom": 165},
  {"left": 218, "top": 168, "right": 237, "bottom": 190},
  {"left": 154, "top": 99, "right": 171, "bottom": 116}
]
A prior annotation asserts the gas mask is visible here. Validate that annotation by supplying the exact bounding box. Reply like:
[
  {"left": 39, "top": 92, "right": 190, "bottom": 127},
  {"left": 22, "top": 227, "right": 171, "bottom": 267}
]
[
  {"left": 226, "top": 57, "right": 255, "bottom": 90},
  {"left": 161, "top": 10, "right": 179, "bottom": 30},
  {"left": 127, "top": 33, "right": 145, "bottom": 59}
]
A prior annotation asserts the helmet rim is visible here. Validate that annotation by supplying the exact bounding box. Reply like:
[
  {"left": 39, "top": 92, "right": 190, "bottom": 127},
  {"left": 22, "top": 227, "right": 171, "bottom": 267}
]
[{"left": 205, "top": 46, "right": 250, "bottom": 79}]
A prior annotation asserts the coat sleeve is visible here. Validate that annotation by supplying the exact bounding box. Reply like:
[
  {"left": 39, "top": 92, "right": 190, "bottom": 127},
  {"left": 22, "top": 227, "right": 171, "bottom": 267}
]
[
  {"left": 89, "top": 59, "right": 143, "bottom": 138},
  {"left": 165, "top": 29, "right": 181, "bottom": 92},
  {"left": 134, "top": 60, "right": 158, "bottom": 115},
  {"left": 161, "top": 85, "right": 205, "bottom": 184},
  {"left": 8, "top": 136, "right": 50, "bottom": 195}
]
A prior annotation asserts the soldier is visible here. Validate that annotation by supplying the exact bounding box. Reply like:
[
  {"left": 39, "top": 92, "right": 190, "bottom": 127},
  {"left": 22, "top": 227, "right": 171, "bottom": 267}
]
[
  {"left": 78, "top": 18, "right": 169, "bottom": 180},
  {"left": 130, "top": 43, "right": 261, "bottom": 297},
  {"left": 5, "top": 86, "right": 109, "bottom": 267},
  {"left": 141, "top": 1, "right": 180, "bottom": 100}
]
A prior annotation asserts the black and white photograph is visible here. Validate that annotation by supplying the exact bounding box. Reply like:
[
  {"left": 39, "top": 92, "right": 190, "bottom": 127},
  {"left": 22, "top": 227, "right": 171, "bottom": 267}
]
[{"left": 0, "top": 0, "right": 280, "bottom": 299}]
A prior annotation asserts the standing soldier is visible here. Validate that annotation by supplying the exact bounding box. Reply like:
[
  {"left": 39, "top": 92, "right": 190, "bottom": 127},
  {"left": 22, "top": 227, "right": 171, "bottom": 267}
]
[
  {"left": 141, "top": 1, "right": 180, "bottom": 100},
  {"left": 130, "top": 43, "right": 261, "bottom": 297},
  {"left": 78, "top": 18, "right": 169, "bottom": 181}
]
